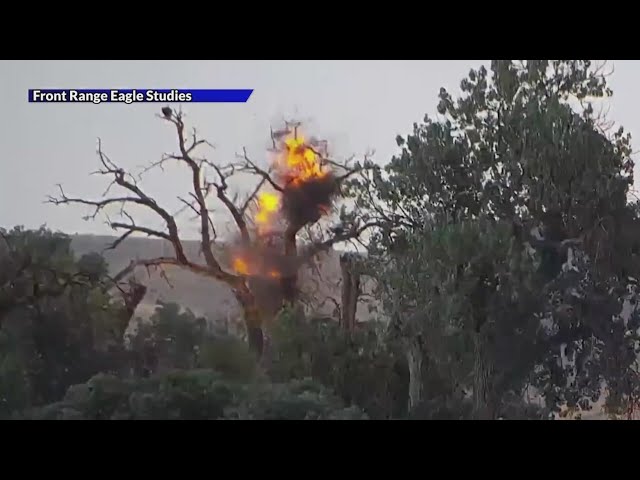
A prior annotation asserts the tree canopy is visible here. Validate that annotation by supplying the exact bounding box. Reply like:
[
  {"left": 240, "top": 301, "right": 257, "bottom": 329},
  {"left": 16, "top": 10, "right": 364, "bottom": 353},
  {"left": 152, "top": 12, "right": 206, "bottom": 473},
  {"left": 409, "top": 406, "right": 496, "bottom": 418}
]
[{"left": 349, "top": 60, "right": 640, "bottom": 418}]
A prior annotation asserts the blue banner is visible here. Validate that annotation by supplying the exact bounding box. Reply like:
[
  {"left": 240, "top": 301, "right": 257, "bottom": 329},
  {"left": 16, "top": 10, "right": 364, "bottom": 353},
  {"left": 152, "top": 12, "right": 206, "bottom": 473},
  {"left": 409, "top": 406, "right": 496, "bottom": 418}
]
[{"left": 28, "top": 89, "right": 253, "bottom": 104}]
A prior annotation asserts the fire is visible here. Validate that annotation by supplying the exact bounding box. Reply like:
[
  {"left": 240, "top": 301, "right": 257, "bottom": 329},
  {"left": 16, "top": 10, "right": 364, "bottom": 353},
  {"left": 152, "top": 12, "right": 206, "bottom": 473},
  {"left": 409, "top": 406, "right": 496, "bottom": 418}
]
[
  {"left": 231, "top": 129, "right": 335, "bottom": 281},
  {"left": 253, "top": 133, "right": 327, "bottom": 234},
  {"left": 233, "top": 257, "right": 250, "bottom": 276},
  {"left": 255, "top": 192, "right": 280, "bottom": 231},
  {"left": 232, "top": 255, "right": 282, "bottom": 280},
  {"left": 280, "top": 135, "right": 326, "bottom": 186},
  {"left": 268, "top": 270, "right": 280, "bottom": 279}
]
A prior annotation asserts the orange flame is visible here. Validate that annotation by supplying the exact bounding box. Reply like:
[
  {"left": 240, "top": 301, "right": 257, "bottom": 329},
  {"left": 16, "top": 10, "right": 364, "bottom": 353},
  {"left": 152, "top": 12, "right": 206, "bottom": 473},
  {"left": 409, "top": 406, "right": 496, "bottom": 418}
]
[
  {"left": 268, "top": 270, "right": 280, "bottom": 279},
  {"left": 280, "top": 135, "right": 326, "bottom": 186},
  {"left": 232, "top": 256, "right": 281, "bottom": 279},
  {"left": 233, "top": 257, "right": 250, "bottom": 276}
]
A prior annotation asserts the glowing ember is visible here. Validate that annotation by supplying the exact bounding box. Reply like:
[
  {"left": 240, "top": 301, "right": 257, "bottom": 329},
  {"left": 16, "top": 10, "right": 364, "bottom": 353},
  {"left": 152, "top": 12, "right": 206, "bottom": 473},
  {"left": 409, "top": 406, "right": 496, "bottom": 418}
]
[{"left": 268, "top": 270, "right": 280, "bottom": 279}]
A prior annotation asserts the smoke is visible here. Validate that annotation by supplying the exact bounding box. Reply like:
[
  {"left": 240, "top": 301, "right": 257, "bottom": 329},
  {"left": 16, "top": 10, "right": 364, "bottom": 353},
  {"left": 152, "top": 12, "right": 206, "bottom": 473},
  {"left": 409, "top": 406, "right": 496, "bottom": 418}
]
[
  {"left": 230, "top": 238, "right": 301, "bottom": 314},
  {"left": 230, "top": 239, "right": 300, "bottom": 279}
]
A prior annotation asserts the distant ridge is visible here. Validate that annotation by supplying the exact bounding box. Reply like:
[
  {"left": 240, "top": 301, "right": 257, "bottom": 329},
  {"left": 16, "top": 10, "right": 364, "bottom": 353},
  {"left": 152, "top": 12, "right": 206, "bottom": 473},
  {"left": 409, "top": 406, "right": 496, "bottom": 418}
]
[{"left": 69, "top": 234, "right": 379, "bottom": 323}]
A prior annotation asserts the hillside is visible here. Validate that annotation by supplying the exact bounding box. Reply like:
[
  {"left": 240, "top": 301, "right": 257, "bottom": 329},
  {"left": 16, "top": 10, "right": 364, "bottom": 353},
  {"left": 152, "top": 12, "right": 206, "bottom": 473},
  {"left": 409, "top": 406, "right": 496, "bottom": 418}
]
[{"left": 70, "top": 234, "right": 380, "bottom": 324}]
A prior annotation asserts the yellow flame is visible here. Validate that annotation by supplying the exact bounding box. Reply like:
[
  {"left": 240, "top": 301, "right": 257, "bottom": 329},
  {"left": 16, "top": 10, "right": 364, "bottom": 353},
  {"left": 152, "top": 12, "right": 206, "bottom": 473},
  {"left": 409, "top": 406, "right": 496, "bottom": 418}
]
[
  {"left": 282, "top": 135, "right": 326, "bottom": 185},
  {"left": 255, "top": 192, "right": 280, "bottom": 233}
]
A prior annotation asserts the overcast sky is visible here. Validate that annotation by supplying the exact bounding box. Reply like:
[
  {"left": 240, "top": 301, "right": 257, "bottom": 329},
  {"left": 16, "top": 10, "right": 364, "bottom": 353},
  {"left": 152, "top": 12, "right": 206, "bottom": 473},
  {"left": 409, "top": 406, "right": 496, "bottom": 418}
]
[{"left": 1, "top": 60, "right": 639, "bottom": 238}]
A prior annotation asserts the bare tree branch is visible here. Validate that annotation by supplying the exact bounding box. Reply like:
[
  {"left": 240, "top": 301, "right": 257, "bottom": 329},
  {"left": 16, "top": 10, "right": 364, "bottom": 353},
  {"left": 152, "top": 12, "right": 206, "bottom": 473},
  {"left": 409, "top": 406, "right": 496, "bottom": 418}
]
[
  {"left": 206, "top": 162, "right": 251, "bottom": 245},
  {"left": 156, "top": 111, "right": 254, "bottom": 249},
  {"left": 137, "top": 154, "right": 175, "bottom": 179},
  {"left": 176, "top": 196, "right": 201, "bottom": 218},
  {"left": 235, "top": 148, "right": 284, "bottom": 193},
  {"left": 240, "top": 176, "right": 267, "bottom": 217},
  {"left": 46, "top": 186, "right": 150, "bottom": 221},
  {"left": 64, "top": 139, "right": 189, "bottom": 264},
  {"left": 109, "top": 256, "right": 242, "bottom": 290},
  {"left": 105, "top": 229, "right": 135, "bottom": 251},
  {"left": 161, "top": 113, "right": 224, "bottom": 270},
  {"left": 109, "top": 223, "right": 172, "bottom": 242},
  {"left": 303, "top": 221, "right": 381, "bottom": 260},
  {"left": 48, "top": 129, "right": 246, "bottom": 291}
]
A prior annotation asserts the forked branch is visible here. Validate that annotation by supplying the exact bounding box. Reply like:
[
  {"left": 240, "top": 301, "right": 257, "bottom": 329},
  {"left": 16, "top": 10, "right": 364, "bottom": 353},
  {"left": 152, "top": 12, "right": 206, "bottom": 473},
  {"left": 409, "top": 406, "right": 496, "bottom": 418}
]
[{"left": 48, "top": 117, "right": 245, "bottom": 289}]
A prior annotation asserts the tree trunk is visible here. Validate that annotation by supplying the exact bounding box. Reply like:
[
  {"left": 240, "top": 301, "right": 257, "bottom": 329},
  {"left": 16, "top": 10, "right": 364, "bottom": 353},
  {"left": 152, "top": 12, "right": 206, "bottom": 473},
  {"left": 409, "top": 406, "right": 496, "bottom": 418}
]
[
  {"left": 241, "top": 301, "right": 264, "bottom": 357},
  {"left": 118, "top": 279, "right": 147, "bottom": 337},
  {"left": 280, "top": 275, "right": 298, "bottom": 305},
  {"left": 281, "top": 225, "right": 299, "bottom": 305},
  {"left": 340, "top": 253, "right": 361, "bottom": 333},
  {"left": 406, "top": 338, "right": 423, "bottom": 413},
  {"left": 472, "top": 334, "right": 495, "bottom": 420},
  {"left": 235, "top": 288, "right": 284, "bottom": 361}
]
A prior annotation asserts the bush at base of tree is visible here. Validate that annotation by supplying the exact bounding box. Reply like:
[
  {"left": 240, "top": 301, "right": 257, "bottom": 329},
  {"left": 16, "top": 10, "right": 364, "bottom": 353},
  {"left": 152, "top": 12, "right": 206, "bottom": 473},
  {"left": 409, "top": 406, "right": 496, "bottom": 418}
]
[
  {"left": 224, "top": 377, "right": 367, "bottom": 420},
  {"left": 127, "top": 301, "right": 260, "bottom": 382},
  {"left": 269, "top": 307, "right": 408, "bottom": 419},
  {"left": 23, "top": 370, "right": 366, "bottom": 420}
]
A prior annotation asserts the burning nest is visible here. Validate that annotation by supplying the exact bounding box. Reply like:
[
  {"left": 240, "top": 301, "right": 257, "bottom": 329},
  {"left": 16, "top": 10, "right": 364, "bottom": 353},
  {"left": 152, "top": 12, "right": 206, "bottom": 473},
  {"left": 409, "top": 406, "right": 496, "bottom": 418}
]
[
  {"left": 282, "top": 173, "right": 338, "bottom": 228},
  {"left": 276, "top": 134, "right": 339, "bottom": 228}
]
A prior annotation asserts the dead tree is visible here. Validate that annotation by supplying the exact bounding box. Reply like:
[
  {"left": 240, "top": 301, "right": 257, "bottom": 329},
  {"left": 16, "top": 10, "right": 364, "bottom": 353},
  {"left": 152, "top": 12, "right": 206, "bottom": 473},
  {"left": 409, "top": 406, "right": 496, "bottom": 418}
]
[
  {"left": 339, "top": 252, "right": 361, "bottom": 333},
  {"left": 48, "top": 110, "right": 376, "bottom": 356}
]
